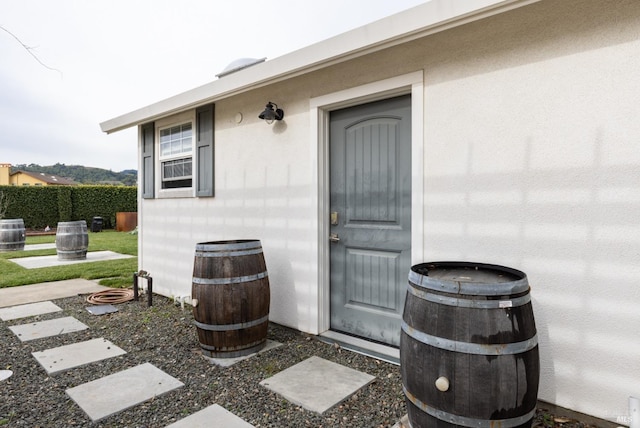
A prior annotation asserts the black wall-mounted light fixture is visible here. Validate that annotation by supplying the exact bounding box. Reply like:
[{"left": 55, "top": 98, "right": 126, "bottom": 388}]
[{"left": 258, "top": 102, "right": 284, "bottom": 124}]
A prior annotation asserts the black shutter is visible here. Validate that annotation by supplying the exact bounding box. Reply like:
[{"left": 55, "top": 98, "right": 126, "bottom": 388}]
[
  {"left": 196, "top": 104, "right": 215, "bottom": 197},
  {"left": 141, "top": 122, "right": 155, "bottom": 199}
]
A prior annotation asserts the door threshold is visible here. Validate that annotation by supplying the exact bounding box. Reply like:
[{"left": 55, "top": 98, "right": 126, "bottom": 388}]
[{"left": 318, "top": 331, "right": 400, "bottom": 365}]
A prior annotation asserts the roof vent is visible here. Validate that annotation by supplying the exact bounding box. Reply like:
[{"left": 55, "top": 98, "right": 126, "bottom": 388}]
[{"left": 216, "top": 57, "right": 266, "bottom": 78}]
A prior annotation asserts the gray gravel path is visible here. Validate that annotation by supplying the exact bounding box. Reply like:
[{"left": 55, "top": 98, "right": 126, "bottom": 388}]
[
  {"left": 0, "top": 292, "right": 611, "bottom": 428},
  {"left": 0, "top": 293, "right": 407, "bottom": 427}
]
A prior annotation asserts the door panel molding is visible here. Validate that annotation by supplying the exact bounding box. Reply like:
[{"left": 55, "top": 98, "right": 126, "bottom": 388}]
[
  {"left": 346, "top": 247, "right": 401, "bottom": 312},
  {"left": 310, "top": 71, "right": 424, "bottom": 336}
]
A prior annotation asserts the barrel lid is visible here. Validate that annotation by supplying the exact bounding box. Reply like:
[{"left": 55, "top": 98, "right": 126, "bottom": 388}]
[
  {"left": 57, "top": 220, "right": 87, "bottom": 226},
  {"left": 409, "top": 261, "right": 529, "bottom": 295}
]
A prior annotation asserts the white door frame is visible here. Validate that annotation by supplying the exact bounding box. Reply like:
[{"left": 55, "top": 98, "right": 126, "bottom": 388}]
[{"left": 310, "top": 71, "right": 425, "bottom": 336}]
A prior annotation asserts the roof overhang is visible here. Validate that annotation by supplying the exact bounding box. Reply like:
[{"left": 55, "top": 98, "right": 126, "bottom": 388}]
[{"left": 100, "top": 0, "right": 540, "bottom": 134}]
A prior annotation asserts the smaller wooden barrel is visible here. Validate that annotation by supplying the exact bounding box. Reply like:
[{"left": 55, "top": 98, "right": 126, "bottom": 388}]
[
  {"left": 56, "top": 220, "right": 88, "bottom": 260},
  {"left": 0, "top": 219, "right": 25, "bottom": 252},
  {"left": 401, "top": 261, "right": 539, "bottom": 428},
  {"left": 192, "top": 240, "right": 270, "bottom": 358}
]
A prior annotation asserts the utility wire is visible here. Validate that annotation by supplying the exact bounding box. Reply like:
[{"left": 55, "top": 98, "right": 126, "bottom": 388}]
[{"left": 0, "top": 25, "right": 63, "bottom": 77}]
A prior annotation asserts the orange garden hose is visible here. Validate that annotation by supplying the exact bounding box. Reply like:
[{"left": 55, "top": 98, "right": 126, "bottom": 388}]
[{"left": 86, "top": 288, "right": 135, "bottom": 305}]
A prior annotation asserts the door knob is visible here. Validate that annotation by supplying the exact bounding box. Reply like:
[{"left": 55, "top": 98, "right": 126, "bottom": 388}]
[{"left": 329, "top": 233, "right": 340, "bottom": 243}]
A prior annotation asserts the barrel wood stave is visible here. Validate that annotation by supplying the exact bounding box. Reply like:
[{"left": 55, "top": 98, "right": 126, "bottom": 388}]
[
  {"left": 192, "top": 240, "right": 270, "bottom": 358},
  {"left": 55, "top": 221, "right": 88, "bottom": 260},
  {"left": 0, "top": 219, "right": 25, "bottom": 252}
]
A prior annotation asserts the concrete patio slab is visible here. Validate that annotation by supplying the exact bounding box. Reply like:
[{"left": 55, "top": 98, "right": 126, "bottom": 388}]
[
  {"left": 32, "top": 337, "right": 126, "bottom": 375},
  {"left": 66, "top": 362, "right": 184, "bottom": 422},
  {"left": 8, "top": 316, "right": 88, "bottom": 342},
  {"left": 203, "top": 339, "right": 283, "bottom": 367},
  {"left": 0, "top": 301, "right": 62, "bottom": 321},
  {"left": 9, "top": 250, "right": 134, "bottom": 269},
  {"left": 0, "top": 279, "right": 109, "bottom": 308},
  {"left": 259, "top": 356, "right": 375, "bottom": 414},
  {"left": 165, "top": 404, "right": 255, "bottom": 428}
]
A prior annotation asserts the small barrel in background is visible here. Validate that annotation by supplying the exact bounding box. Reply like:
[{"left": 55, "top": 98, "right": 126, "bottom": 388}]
[
  {"left": 0, "top": 218, "right": 25, "bottom": 252},
  {"left": 192, "top": 240, "right": 270, "bottom": 358},
  {"left": 400, "top": 261, "right": 540, "bottom": 428},
  {"left": 56, "top": 220, "right": 88, "bottom": 260}
]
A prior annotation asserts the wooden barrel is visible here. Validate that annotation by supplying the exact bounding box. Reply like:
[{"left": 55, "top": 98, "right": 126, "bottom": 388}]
[
  {"left": 192, "top": 240, "right": 270, "bottom": 358},
  {"left": 0, "top": 219, "right": 25, "bottom": 252},
  {"left": 400, "top": 261, "right": 539, "bottom": 428},
  {"left": 55, "top": 220, "right": 88, "bottom": 260}
]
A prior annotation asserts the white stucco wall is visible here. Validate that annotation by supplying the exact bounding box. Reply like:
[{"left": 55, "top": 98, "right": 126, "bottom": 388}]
[
  {"left": 136, "top": 0, "right": 640, "bottom": 422},
  {"left": 138, "top": 90, "right": 321, "bottom": 333},
  {"left": 419, "top": 0, "right": 640, "bottom": 422}
]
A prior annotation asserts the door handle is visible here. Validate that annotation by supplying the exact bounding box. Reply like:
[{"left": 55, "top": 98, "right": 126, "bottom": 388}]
[{"left": 329, "top": 233, "right": 340, "bottom": 243}]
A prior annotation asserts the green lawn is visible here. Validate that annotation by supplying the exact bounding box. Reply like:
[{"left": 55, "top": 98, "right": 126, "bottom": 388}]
[{"left": 0, "top": 230, "right": 137, "bottom": 289}]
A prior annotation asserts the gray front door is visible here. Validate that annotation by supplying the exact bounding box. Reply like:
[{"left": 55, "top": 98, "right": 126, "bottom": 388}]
[{"left": 329, "top": 95, "right": 411, "bottom": 347}]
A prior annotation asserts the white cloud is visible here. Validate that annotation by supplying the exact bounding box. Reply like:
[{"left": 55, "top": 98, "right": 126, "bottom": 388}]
[{"left": 0, "top": 0, "right": 426, "bottom": 171}]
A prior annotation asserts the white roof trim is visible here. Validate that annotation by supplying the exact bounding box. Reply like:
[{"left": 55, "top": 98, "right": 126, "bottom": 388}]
[{"left": 100, "top": 0, "right": 539, "bottom": 134}]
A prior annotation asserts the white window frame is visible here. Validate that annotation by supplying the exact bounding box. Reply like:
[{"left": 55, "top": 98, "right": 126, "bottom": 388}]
[{"left": 155, "top": 111, "right": 196, "bottom": 198}]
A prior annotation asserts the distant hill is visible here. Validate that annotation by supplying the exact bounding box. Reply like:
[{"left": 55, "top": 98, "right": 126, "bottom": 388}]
[{"left": 13, "top": 163, "right": 137, "bottom": 186}]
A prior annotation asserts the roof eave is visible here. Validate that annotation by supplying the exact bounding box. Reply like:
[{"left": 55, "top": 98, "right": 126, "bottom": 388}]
[{"left": 100, "top": 0, "right": 540, "bottom": 134}]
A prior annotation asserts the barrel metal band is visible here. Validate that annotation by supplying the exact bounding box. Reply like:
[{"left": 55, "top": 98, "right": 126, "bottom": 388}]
[
  {"left": 195, "top": 248, "right": 264, "bottom": 257},
  {"left": 407, "top": 283, "right": 531, "bottom": 309},
  {"left": 403, "top": 385, "right": 536, "bottom": 428},
  {"left": 196, "top": 241, "right": 262, "bottom": 252},
  {"left": 199, "top": 340, "right": 264, "bottom": 352},
  {"left": 408, "top": 270, "right": 529, "bottom": 296},
  {"left": 194, "top": 314, "right": 269, "bottom": 331},
  {"left": 193, "top": 271, "right": 268, "bottom": 285},
  {"left": 401, "top": 321, "right": 538, "bottom": 355}
]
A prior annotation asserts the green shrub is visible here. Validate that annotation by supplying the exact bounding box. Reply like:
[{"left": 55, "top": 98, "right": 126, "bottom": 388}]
[
  {"left": 57, "top": 186, "right": 72, "bottom": 222},
  {"left": 0, "top": 185, "right": 136, "bottom": 229}
]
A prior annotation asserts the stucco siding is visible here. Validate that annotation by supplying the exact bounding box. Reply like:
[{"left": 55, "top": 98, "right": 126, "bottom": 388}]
[
  {"left": 139, "top": 90, "right": 321, "bottom": 333},
  {"left": 419, "top": 0, "right": 640, "bottom": 421},
  {"left": 136, "top": 0, "right": 640, "bottom": 422}
]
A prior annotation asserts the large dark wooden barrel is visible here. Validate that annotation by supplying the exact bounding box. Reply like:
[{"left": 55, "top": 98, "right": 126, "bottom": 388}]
[
  {"left": 0, "top": 219, "right": 25, "bottom": 252},
  {"left": 192, "top": 240, "right": 270, "bottom": 358},
  {"left": 400, "top": 261, "right": 539, "bottom": 428},
  {"left": 55, "top": 220, "right": 88, "bottom": 260}
]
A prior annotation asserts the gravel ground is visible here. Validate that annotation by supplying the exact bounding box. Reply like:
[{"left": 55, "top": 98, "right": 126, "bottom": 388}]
[
  {"left": 0, "top": 293, "right": 406, "bottom": 427},
  {"left": 0, "top": 292, "right": 611, "bottom": 428}
]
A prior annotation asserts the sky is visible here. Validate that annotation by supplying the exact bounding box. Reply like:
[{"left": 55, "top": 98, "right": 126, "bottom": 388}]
[{"left": 0, "top": 0, "right": 427, "bottom": 172}]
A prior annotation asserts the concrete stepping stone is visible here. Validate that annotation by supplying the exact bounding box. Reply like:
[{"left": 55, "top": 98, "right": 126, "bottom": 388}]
[
  {"left": 0, "top": 279, "right": 109, "bottom": 308},
  {"left": 259, "top": 355, "right": 375, "bottom": 414},
  {"left": 8, "top": 316, "right": 88, "bottom": 342},
  {"left": 0, "top": 370, "right": 12, "bottom": 381},
  {"left": 0, "top": 301, "right": 62, "bottom": 321},
  {"left": 165, "top": 404, "right": 255, "bottom": 428},
  {"left": 86, "top": 304, "right": 118, "bottom": 316},
  {"left": 32, "top": 338, "right": 126, "bottom": 375},
  {"left": 204, "top": 339, "right": 282, "bottom": 368},
  {"left": 66, "top": 362, "right": 184, "bottom": 422}
]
